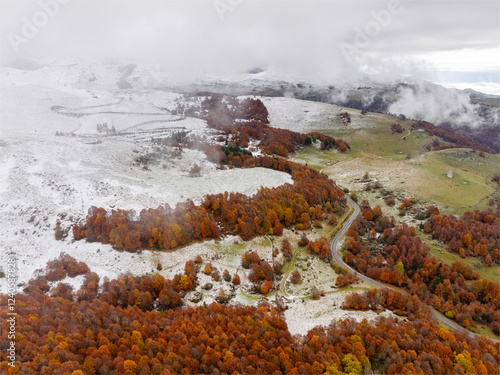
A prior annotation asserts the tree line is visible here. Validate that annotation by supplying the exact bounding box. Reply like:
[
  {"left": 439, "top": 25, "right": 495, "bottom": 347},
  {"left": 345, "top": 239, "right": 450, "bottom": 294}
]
[
  {"left": 412, "top": 121, "right": 497, "bottom": 154},
  {"left": 73, "top": 156, "right": 346, "bottom": 251},
  {"left": 172, "top": 94, "right": 350, "bottom": 157},
  {"left": 423, "top": 206, "right": 500, "bottom": 265}
]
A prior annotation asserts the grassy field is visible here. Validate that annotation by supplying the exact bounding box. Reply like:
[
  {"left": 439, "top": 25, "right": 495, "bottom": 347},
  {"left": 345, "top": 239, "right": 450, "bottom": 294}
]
[
  {"left": 290, "top": 100, "right": 499, "bottom": 216},
  {"left": 409, "top": 150, "right": 499, "bottom": 212},
  {"left": 474, "top": 324, "right": 500, "bottom": 341},
  {"left": 292, "top": 145, "right": 358, "bottom": 171},
  {"left": 294, "top": 107, "right": 437, "bottom": 163},
  {"left": 296, "top": 142, "right": 498, "bottom": 216},
  {"left": 286, "top": 103, "right": 437, "bottom": 160},
  {"left": 305, "top": 106, "right": 438, "bottom": 159},
  {"left": 346, "top": 122, "right": 432, "bottom": 159}
]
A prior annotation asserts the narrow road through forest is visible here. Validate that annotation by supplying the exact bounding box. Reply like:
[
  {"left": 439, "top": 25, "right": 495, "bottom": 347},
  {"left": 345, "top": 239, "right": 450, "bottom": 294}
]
[{"left": 331, "top": 197, "right": 495, "bottom": 341}]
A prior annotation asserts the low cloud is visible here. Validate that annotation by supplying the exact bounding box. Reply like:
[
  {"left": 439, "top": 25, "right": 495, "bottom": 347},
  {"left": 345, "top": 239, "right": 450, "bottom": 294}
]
[
  {"left": 388, "top": 81, "right": 487, "bottom": 126},
  {"left": 1, "top": 0, "right": 498, "bottom": 83}
]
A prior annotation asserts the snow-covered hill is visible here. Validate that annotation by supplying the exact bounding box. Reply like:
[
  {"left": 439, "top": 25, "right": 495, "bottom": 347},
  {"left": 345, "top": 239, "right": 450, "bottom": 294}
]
[
  {"left": 0, "top": 59, "right": 298, "bottom": 290},
  {"left": 0, "top": 131, "right": 292, "bottom": 290}
]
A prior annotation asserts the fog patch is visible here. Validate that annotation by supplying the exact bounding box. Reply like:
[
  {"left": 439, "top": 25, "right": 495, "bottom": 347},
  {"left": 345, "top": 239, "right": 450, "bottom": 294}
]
[{"left": 388, "top": 81, "right": 482, "bottom": 126}]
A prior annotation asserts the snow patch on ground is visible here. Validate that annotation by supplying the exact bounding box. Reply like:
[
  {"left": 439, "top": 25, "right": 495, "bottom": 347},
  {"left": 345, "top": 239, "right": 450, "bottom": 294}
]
[
  {"left": 50, "top": 274, "right": 87, "bottom": 292},
  {"left": 256, "top": 96, "right": 378, "bottom": 132},
  {"left": 284, "top": 291, "right": 395, "bottom": 336}
]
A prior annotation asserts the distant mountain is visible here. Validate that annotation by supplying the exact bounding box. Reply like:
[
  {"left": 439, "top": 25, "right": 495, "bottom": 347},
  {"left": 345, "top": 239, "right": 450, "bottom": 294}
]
[{"left": 2, "top": 58, "right": 498, "bottom": 126}]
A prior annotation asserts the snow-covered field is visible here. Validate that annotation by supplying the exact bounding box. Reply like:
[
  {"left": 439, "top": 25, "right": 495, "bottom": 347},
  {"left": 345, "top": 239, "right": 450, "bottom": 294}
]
[
  {"left": 0, "top": 131, "right": 291, "bottom": 291},
  {"left": 283, "top": 290, "right": 396, "bottom": 336},
  {"left": 0, "top": 62, "right": 293, "bottom": 292},
  {"left": 0, "top": 84, "right": 187, "bottom": 135},
  {"left": 258, "top": 96, "right": 385, "bottom": 132}
]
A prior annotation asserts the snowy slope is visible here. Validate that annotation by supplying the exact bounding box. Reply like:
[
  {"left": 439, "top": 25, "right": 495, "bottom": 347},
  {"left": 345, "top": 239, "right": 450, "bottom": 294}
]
[
  {"left": 255, "top": 95, "right": 386, "bottom": 132},
  {"left": 0, "top": 132, "right": 292, "bottom": 291},
  {"left": 0, "top": 61, "right": 296, "bottom": 291}
]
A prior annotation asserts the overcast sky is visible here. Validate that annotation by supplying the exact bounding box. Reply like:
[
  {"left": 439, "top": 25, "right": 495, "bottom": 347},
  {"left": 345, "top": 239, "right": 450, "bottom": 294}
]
[{"left": 1, "top": 0, "right": 499, "bottom": 86}]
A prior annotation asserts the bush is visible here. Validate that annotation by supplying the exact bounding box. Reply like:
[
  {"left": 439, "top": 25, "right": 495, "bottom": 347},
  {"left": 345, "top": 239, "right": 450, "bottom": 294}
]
[
  {"left": 273, "top": 261, "right": 283, "bottom": 275},
  {"left": 385, "top": 196, "right": 395, "bottom": 207},
  {"left": 260, "top": 281, "right": 272, "bottom": 295},
  {"left": 291, "top": 270, "right": 301, "bottom": 284},
  {"left": 335, "top": 273, "right": 356, "bottom": 287},
  {"left": 311, "top": 286, "right": 321, "bottom": 300},
  {"left": 391, "top": 123, "right": 404, "bottom": 133},
  {"left": 204, "top": 265, "right": 212, "bottom": 275},
  {"left": 298, "top": 233, "right": 308, "bottom": 247},
  {"left": 281, "top": 239, "right": 292, "bottom": 259}
]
